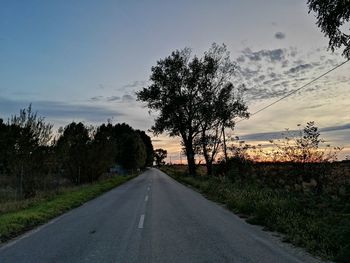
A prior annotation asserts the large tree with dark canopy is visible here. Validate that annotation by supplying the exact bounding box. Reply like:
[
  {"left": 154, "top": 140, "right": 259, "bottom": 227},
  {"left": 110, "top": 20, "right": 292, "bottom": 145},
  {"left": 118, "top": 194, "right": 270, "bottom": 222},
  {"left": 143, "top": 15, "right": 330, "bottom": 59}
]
[
  {"left": 194, "top": 45, "right": 249, "bottom": 175},
  {"left": 137, "top": 43, "right": 248, "bottom": 176},
  {"left": 308, "top": 0, "right": 350, "bottom": 59},
  {"left": 154, "top": 148, "right": 167, "bottom": 167}
]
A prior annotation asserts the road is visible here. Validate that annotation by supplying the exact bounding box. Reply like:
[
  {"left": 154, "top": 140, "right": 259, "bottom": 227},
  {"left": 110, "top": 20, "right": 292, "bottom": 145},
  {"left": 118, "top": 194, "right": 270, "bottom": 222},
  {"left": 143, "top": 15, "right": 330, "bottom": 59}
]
[{"left": 0, "top": 168, "right": 322, "bottom": 263}]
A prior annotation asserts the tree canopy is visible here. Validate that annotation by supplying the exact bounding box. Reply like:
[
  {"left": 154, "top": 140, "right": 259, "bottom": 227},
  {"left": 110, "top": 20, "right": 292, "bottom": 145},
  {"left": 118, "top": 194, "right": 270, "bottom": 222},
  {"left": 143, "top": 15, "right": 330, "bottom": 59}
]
[
  {"left": 0, "top": 106, "right": 153, "bottom": 197},
  {"left": 308, "top": 0, "right": 350, "bottom": 59},
  {"left": 154, "top": 148, "right": 167, "bottom": 167},
  {"left": 137, "top": 43, "right": 249, "bottom": 175}
]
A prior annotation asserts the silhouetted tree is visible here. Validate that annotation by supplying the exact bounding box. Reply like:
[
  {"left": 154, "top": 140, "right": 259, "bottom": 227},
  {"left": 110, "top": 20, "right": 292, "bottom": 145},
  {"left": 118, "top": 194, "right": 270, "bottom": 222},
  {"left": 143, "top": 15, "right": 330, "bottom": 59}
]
[
  {"left": 154, "top": 148, "right": 167, "bottom": 166},
  {"left": 308, "top": 0, "right": 350, "bottom": 59},
  {"left": 119, "top": 133, "right": 147, "bottom": 170},
  {"left": 194, "top": 44, "right": 249, "bottom": 175},
  {"left": 1, "top": 106, "right": 154, "bottom": 199},
  {"left": 137, "top": 43, "right": 248, "bottom": 176},
  {"left": 87, "top": 123, "right": 117, "bottom": 181},
  {"left": 0, "top": 106, "right": 53, "bottom": 198},
  {"left": 56, "top": 122, "right": 90, "bottom": 184},
  {"left": 136, "top": 130, "right": 154, "bottom": 167}
]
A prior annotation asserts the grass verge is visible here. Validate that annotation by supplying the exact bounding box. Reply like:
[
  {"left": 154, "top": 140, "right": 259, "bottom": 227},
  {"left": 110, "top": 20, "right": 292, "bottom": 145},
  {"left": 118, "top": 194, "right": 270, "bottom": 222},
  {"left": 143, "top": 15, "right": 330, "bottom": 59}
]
[
  {"left": 0, "top": 175, "right": 135, "bottom": 243},
  {"left": 161, "top": 166, "right": 350, "bottom": 263}
]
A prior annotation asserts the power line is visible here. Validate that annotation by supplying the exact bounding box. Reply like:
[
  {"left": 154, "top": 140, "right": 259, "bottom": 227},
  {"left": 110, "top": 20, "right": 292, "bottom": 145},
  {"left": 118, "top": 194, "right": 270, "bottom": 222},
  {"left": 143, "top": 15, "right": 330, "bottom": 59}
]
[{"left": 236, "top": 59, "right": 349, "bottom": 123}]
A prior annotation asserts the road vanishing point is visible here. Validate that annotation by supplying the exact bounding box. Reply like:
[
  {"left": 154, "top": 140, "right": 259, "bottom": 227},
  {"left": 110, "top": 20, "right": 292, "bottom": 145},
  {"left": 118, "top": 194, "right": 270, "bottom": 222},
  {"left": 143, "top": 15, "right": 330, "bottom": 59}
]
[{"left": 0, "top": 168, "right": 323, "bottom": 263}]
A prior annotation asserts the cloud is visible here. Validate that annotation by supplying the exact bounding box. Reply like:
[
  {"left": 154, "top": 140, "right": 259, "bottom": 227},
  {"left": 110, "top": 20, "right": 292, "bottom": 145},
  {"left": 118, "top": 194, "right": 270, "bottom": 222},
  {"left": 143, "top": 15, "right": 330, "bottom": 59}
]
[
  {"left": 0, "top": 97, "right": 125, "bottom": 125},
  {"left": 106, "top": 96, "right": 121, "bottom": 102},
  {"left": 286, "top": 63, "right": 313, "bottom": 74},
  {"left": 274, "top": 32, "right": 286, "bottom": 40},
  {"left": 90, "top": 96, "right": 103, "bottom": 102},
  {"left": 89, "top": 94, "right": 134, "bottom": 103},
  {"left": 245, "top": 86, "right": 289, "bottom": 100},
  {"left": 239, "top": 123, "right": 350, "bottom": 142},
  {"left": 234, "top": 46, "right": 345, "bottom": 104},
  {"left": 122, "top": 94, "right": 135, "bottom": 102},
  {"left": 122, "top": 80, "right": 147, "bottom": 89},
  {"left": 321, "top": 123, "right": 350, "bottom": 133},
  {"left": 241, "top": 48, "right": 285, "bottom": 62}
]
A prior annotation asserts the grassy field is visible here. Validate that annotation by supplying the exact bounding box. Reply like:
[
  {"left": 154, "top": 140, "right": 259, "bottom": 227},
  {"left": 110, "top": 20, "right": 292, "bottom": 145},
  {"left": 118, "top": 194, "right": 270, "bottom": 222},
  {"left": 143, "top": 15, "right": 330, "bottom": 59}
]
[
  {"left": 0, "top": 175, "right": 135, "bottom": 243},
  {"left": 161, "top": 165, "right": 350, "bottom": 262}
]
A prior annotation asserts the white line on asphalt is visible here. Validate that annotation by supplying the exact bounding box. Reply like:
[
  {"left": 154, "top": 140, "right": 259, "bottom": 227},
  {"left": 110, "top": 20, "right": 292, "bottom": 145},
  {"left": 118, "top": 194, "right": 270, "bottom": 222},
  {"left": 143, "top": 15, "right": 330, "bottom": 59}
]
[
  {"left": 138, "top": 214, "right": 145, "bottom": 229},
  {"left": 147, "top": 186, "right": 150, "bottom": 191},
  {"left": 145, "top": 195, "right": 149, "bottom": 202}
]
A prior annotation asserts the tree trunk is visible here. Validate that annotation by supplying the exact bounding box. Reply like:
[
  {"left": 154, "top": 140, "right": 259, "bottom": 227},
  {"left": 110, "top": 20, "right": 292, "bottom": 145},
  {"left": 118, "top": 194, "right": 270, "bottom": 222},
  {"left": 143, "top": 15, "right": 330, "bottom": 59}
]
[
  {"left": 222, "top": 126, "right": 228, "bottom": 163},
  {"left": 206, "top": 159, "right": 213, "bottom": 176},
  {"left": 185, "top": 141, "right": 196, "bottom": 176},
  {"left": 186, "top": 152, "right": 196, "bottom": 176},
  {"left": 202, "top": 144, "right": 212, "bottom": 176}
]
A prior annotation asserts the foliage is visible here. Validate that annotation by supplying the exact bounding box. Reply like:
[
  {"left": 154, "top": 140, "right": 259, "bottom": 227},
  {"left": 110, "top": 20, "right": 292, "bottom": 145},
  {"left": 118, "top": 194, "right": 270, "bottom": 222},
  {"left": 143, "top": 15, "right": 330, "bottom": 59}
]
[
  {"left": 154, "top": 148, "right": 167, "bottom": 166},
  {"left": 136, "top": 130, "right": 154, "bottom": 167},
  {"left": 308, "top": 0, "right": 350, "bottom": 59},
  {"left": 194, "top": 45, "right": 249, "bottom": 176},
  {"left": 118, "top": 133, "right": 147, "bottom": 169},
  {"left": 227, "top": 122, "right": 341, "bottom": 164},
  {"left": 0, "top": 106, "right": 153, "bottom": 199},
  {"left": 56, "top": 122, "right": 90, "bottom": 184},
  {"left": 137, "top": 43, "right": 249, "bottom": 176},
  {"left": 0, "top": 106, "right": 54, "bottom": 198},
  {"left": 268, "top": 122, "right": 341, "bottom": 163}
]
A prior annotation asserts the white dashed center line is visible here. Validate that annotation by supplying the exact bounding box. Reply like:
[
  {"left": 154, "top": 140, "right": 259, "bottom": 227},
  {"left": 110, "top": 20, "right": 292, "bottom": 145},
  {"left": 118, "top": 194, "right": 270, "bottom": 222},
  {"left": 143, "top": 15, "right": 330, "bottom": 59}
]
[
  {"left": 138, "top": 214, "right": 145, "bottom": 229},
  {"left": 145, "top": 195, "right": 149, "bottom": 202}
]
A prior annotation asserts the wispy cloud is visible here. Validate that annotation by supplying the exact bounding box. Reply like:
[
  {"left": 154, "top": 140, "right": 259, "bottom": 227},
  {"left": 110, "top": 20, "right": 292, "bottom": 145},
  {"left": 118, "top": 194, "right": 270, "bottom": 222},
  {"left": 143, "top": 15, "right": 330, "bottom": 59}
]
[
  {"left": 89, "top": 94, "right": 135, "bottom": 103},
  {"left": 122, "top": 80, "right": 147, "bottom": 89},
  {"left": 239, "top": 123, "right": 350, "bottom": 142},
  {"left": 0, "top": 97, "right": 125, "bottom": 125}
]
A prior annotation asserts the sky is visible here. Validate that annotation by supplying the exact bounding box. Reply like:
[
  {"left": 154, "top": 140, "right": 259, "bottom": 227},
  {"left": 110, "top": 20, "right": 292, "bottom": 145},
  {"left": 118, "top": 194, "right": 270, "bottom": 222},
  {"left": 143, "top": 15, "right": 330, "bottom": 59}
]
[{"left": 0, "top": 0, "right": 349, "bottom": 162}]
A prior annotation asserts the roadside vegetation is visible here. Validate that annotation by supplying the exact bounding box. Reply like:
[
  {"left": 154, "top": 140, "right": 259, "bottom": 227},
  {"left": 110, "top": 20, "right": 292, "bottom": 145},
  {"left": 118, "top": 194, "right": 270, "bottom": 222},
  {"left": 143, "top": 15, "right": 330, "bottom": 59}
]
[
  {"left": 160, "top": 124, "right": 350, "bottom": 262},
  {"left": 162, "top": 164, "right": 350, "bottom": 262},
  {"left": 139, "top": 33, "right": 350, "bottom": 261},
  {"left": 0, "top": 105, "right": 153, "bottom": 201},
  {"left": 0, "top": 175, "right": 135, "bottom": 242},
  {"left": 0, "top": 106, "right": 153, "bottom": 241}
]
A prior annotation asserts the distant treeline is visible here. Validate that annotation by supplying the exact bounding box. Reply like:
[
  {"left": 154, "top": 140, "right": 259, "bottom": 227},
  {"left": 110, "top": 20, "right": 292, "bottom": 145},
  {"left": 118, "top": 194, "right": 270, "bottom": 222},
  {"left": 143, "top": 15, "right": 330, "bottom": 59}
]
[{"left": 0, "top": 106, "right": 153, "bottom": 199}]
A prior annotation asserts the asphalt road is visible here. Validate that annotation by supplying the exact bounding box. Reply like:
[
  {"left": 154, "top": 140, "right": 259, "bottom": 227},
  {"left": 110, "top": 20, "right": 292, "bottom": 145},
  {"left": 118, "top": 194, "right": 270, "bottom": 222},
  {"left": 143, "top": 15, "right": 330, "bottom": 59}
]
[{"left": 0, "top": 168, "right": 322, "bottom": 263}]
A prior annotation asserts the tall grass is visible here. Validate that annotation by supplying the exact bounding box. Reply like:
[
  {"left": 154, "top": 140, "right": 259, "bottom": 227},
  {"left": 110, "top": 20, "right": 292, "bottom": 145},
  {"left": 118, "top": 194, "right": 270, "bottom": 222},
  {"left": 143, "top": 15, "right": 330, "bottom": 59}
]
[
  {"left": 0, "top": 175, "right": 134, "bottom": 242},
  {"left": 162, "top": 166, "right": 350, "bottom": 262}
]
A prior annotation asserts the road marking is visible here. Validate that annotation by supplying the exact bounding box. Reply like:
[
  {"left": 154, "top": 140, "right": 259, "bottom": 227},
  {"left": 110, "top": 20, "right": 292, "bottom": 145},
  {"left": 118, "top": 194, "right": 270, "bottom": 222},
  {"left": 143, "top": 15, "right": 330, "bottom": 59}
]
[
  {"left": 138, "top": 214, "right": 145, "bottom": 229},
  {"left": 145, "top": 195, "right": 149, "bottom": 202},
  {"left": 147, "top": 186, "right": 150, "bottom": 191}
]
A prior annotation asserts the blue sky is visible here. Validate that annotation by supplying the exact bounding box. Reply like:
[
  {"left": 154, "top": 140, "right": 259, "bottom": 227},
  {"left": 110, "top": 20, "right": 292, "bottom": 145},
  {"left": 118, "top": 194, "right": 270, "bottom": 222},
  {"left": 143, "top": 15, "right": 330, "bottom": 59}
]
[{"left": 0, "top": 0, "right": 349, "bottom": 160}]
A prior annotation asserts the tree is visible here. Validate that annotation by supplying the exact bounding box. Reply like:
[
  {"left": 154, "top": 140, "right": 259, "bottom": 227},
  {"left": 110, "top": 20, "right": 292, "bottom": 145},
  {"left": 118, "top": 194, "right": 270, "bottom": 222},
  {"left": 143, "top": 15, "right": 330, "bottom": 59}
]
[
  {"left": 56, "top": 122, "right": 90, "bottom": 184},
  {"left": 118, "top": 133, "right": 147, "bottom": 170},
  {"left": 308, "top": 0, "right": 350, "bottom": 59},
  {"left": 269, "top": 122, "right": 340, "bottom": 163},
  {"left": 137, "top": 43, "right": 248, "bottom": 176},
  {"left": 154, "top": 148, "right": 167, "bottom": 166},
  {"left": 136, "top": 130, "right": 154, "bottom": 167},
  {"left": 88, "top": 123, "right": 118, "bottom": 181},
  {"left": 194, "top": 44, "right": 249, "bottom": 175},
  {"left": 0, "top": 105, "right": 54, "bottom": 198}
]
